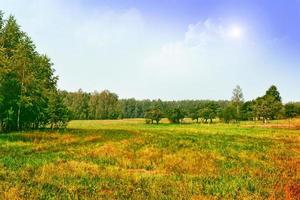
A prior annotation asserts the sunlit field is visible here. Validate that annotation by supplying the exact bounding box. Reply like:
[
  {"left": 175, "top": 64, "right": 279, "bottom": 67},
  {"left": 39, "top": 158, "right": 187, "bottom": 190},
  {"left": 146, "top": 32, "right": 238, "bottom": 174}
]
[{"left": 0, "top": 119, "right": 299, "bottom": 199}]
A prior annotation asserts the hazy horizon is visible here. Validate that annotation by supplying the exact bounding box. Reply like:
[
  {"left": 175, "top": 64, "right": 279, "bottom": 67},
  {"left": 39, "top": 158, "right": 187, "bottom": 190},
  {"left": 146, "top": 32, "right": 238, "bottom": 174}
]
[{"left": 1, "top": 0, "right": 299, "bottom": 102}]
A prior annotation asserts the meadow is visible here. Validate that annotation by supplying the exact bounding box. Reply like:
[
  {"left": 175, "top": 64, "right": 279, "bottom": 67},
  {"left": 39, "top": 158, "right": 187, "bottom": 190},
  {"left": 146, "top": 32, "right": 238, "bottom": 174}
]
[{"left": 0, "top": 119, "right": 299, "bottom": 199}]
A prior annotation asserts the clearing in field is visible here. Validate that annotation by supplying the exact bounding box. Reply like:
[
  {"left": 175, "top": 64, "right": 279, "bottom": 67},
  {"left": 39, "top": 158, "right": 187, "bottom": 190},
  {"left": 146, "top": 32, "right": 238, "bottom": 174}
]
[{"left": 0, "top": 119, "right": 299, "bottom": 199}]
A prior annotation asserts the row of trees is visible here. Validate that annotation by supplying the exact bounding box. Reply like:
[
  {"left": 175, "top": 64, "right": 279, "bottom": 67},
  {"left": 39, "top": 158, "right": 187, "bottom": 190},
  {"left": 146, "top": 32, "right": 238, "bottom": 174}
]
[
  {"left": 61, "top": 86, "right": 300, "bottom": 124},
  {"left": 61, "top": 89, "right": 230, "bottom": 121},
  {"left": 0, "top": 12, "right": 68, "bottom": 132},
  {"left": 144, "top": 85, "right": 300, "bottom": 124}
]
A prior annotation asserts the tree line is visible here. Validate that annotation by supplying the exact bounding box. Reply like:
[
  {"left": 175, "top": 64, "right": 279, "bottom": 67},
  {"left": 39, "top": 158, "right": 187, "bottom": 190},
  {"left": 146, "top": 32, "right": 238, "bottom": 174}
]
[
  {"left": 61, "top": 85, "right": 300, "bottom": 124},
  {"left": 0, "top": 12, "right": 68, "bottom": 132},
  {"left": 61, "top": 89, "right": 227, "bottom": 121}
]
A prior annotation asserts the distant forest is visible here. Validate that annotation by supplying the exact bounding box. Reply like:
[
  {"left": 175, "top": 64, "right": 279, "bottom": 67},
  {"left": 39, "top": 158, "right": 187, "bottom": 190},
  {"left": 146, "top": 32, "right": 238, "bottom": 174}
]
[
  {"left": 61, "top": 86, "right": 300, "bottom": 124},
  {"left": 1, "top": 12, "right": 300, "bottom": 132}
]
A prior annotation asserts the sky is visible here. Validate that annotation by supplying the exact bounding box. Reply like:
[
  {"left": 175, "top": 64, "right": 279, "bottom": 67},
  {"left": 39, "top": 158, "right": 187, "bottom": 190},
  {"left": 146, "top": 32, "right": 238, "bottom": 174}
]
[{"left": 1, "top": 0, "right": 300, "bottom": 102}]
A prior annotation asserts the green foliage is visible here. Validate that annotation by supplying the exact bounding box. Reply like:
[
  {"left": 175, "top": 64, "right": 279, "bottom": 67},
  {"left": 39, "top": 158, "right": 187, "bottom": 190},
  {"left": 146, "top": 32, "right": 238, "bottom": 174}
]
[
  {"left": 240, "top": 101, "right": 254, "bottom": 121},
  {"left": 189, "top": 109, "right": 201, "bottom": 123},
  {"left": 0, "top": 13, "right": 62, "bottom": 132},
  {"left": 144, "top": 108, "right": 163, "bottom": 124},
  {"left": 252, "top": 85, "right": 283, "bottom": 122},
  {"left": 284, "top": 103, "right": 298, "bottom": 119},
  {"left": 47, "top": 91, "right": 69, "bottom": 129},
  {"left": 62, "top": 89, "right": 90, "bottom": 120},
  {"left": 265, "top": 85, "right": 281, "bottom": 102},
  {"left": 98, "top": 90, "right": 120, "bottom": 119},
  {"left": 64, "top": 90, "right": 121, "bottom": 120},
  {"left": 231, "top": 85, "right": 244, "bottom": 104},
  {"left": 167, "top": 107, "right": 185, "bottom": 123},
  {"left": 63, "top": 93, "right": 231, "bottom": 123},
  {"left": 2, "top": 107, "right": 14, "bottom": 132},
  {"left": 220, "top": 104, "right": 237, "bottom": 123},
  {"left": 231, "top": 85, "right": 244, "bottom": 120},
  {"left": 199, "top": 102, "right": 219, "bottom": 123},
  {"left": 297, "top": 103, "right": 300, "bottom": 115}
]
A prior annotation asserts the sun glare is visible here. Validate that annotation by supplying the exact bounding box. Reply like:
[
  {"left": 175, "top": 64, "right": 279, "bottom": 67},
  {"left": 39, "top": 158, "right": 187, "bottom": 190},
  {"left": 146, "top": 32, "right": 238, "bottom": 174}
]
[{"left": 229, "top": 26, "right": 243, "bottom": 39}]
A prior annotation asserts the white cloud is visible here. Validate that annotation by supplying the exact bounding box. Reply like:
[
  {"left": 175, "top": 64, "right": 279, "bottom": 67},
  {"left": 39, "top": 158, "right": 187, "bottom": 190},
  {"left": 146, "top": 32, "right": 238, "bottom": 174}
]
[
  {"left": 141, "top": 19, "right": 288, "bottom": 100},
  {"left": 184, "top": 19, "right": 226, "bottom": 47},
  {"left": 143, "top": 19, "right": 253, "bottom": 72}
]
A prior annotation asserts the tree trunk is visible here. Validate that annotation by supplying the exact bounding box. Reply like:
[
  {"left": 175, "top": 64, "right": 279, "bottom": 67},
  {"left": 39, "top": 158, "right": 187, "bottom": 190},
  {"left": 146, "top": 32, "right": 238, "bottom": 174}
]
[
  {"left": 236, "top": 105, "right": 240, "bottom": 121},
  {"left": 264, "top": 118, "right": 267, "bottom": 124},
  {"left": 17, "top": 65, "right": 25, "bottom": 130},
  {"left": 17, "top": 106, "right": 21, "bottom": 130}
]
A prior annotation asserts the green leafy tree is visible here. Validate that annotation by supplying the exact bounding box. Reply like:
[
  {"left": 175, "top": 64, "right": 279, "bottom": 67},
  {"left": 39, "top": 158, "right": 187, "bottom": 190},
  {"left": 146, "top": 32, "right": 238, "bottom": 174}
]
[
  {"left": 253, "top": 96, "right": 272, "bottom": 123},
  {"left": 240, "top": 101, "right": 254, "bottom": 121},
  {"left": 220, "top": 104, "right": 237, "bottom": 123},
  {"left": 297, "top": 103, "right": 300, "bottom": 115},
  {"left": 190, "top": 109, "right": 201, "bottom": 123},
  {"left": 264, "top": 85, "right": 283, "bottom": 120},
  {"left": 199, "top": 108, "right": 214, "bottom": 123},
  {"left": 0, "top": 13, "right": 61, "bottom": 132},
  {"left": 144, "top": 108, "right": 163, "bottom": 124},
  {"left": 253, "top": 85, "right": 283, "bottom": 123},
  {"left": 120, "top": 98, "right": 137, "bottom": 118},
  {"left": 0, "top": 15, "right": 22, "bottom": 131},
  {"left": 98, "top": 90, "right": 120, "bottom": 119},
  {"left": 2, "top": 107, "right": 14, "bottom": 132},
  {"left": 231, "top": 85, "right": 244, "bottom": 120},
  {"left": 266, "top": 85, "right": 282, "bottom": 102},
  {"left": 48, "top": 91, "right": 69, "bottom": 129},
  {"left": 167, "top": 107, "right": 185, "bottom": 124},
  {"left": 285, "top": 103, "right": 298, "bottom": 120},
  {"left": 64, "top": 89, "right": 90, "bottom": 120},
  {"left": 199, "top": 102, "right": 219, "bottom": 123},
  {"left": 88, "top": 91, "right": 100, "bottom": 119}
]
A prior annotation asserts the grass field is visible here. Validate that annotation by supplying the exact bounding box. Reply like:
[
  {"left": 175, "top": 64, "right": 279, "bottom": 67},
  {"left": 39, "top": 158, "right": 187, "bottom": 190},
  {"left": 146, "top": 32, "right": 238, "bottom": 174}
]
[{"left": 0, "top": 119, "right": 299, "bottom": 199}]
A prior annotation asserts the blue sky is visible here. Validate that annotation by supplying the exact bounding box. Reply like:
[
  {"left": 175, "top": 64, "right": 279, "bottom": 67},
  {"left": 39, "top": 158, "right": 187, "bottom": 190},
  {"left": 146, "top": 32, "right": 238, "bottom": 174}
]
[{"left": 1, "top": 0, "right": 299, "bottom": 101}]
